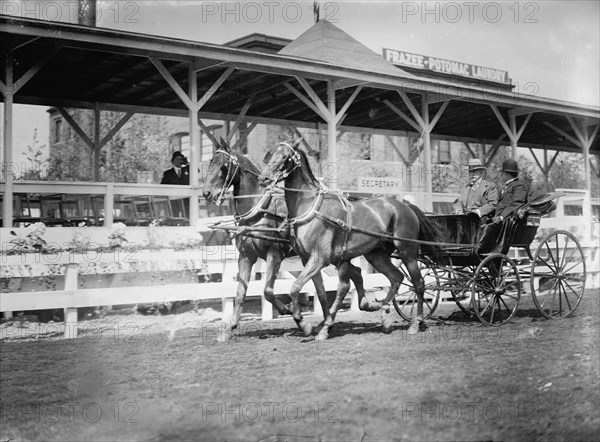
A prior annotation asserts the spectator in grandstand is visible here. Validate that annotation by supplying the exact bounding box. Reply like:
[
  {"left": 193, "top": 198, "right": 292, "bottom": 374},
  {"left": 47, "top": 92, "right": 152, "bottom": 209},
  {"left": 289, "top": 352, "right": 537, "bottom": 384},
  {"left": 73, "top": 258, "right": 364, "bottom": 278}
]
[
  {"left": 453, "top": 158, "right": 498, "bottom": 219},
  {"left": 161, "top": 151, "right": 189, "bottom": 185}
]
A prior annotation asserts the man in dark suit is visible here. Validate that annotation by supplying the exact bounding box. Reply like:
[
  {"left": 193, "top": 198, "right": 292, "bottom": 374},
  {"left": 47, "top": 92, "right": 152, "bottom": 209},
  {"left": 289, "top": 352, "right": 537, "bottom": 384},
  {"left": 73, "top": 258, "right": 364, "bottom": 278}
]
[
  {"left": 478, "top": 159, "right": 528, "bottom": 253},
  {"left": 161, "top": 151, "right": 189, "bottom": 185}
]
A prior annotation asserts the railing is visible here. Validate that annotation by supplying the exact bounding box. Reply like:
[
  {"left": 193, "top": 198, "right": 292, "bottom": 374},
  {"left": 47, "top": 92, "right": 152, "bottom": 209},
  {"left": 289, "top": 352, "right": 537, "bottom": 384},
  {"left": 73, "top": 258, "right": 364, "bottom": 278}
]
[
  {"left": 1, "top": 242, "right": 388, "bottom": 339},
  {"left": 1, "top": 181, "right": 234, "bottom": 228}
]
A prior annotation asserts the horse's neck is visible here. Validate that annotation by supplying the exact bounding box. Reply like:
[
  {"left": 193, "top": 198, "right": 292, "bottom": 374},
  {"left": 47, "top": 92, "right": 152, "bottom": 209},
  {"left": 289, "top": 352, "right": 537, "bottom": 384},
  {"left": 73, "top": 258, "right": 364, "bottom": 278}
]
[
  {"left": 234, "top": 170, "right": 263, "bottom": 215},
  {"left": 285, "top": 168, "right": 319, "bottom": 217}
]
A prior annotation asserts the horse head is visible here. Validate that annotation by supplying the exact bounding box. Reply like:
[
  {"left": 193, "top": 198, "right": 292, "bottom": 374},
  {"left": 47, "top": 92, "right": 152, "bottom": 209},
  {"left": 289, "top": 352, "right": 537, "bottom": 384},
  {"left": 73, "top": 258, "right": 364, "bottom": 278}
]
[
  {"left": 203, "top": 138, "right": 238, "bottom": 204},
  {"left": 259, "top": 139, "right": 303, "bottom": 187}
]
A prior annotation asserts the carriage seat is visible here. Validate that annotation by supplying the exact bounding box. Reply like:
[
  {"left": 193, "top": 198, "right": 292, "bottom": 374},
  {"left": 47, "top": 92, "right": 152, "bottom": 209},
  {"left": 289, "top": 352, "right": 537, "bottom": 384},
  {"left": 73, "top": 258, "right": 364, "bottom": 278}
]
[{"left": 478, "top": 190, "right": 565, "bottom": 254}]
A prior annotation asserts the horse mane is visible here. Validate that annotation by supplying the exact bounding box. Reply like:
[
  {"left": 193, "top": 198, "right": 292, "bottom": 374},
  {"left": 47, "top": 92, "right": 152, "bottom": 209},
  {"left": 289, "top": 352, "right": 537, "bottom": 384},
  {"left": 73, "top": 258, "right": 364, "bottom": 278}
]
[
  {"left": 234, "top": 151, "right": 261, "bottom": 176},
  {"left": 296, "top": 148, "right": 319, "bottom": 187}
]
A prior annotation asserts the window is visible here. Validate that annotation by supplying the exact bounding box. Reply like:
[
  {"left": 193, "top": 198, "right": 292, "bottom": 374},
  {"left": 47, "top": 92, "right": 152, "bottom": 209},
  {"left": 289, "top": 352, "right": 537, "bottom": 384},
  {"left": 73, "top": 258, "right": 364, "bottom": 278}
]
[
  {"left": 359, "top": 133, "right": 372, "bottom": 160},
  {"left": 53, "top": 118, "right": 62, "bottom": 143},
  {"left": 438, "top": 140, "right": 451, "bottom": 164}
]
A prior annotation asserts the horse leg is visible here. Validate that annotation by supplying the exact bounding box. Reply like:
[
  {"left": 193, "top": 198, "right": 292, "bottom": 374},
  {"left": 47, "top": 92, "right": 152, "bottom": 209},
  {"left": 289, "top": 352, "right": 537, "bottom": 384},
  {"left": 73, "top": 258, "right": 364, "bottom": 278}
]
[
  {"left": 328, "top": 262, "right": 353, "bottom": 322},
  {"left": 404, "top": 257, "right": 425, "bottom": 335},
  {"left": 218, "top": 254, "right": 255, "bottom": 342},
  {"left": 364, "top": 252, "right": 404, "bottom": 334},
  {"left": 290, "top": 255, "right": 328, "bottom": 338},
  {"left": 263, "top": 248, "right": 292, "bottom": 316},
  {"left": 310, "top": 271, "right": 333, "bottom": 341},
  {"left": 347, "top": 260, "right": 380, "bottom": 312}
]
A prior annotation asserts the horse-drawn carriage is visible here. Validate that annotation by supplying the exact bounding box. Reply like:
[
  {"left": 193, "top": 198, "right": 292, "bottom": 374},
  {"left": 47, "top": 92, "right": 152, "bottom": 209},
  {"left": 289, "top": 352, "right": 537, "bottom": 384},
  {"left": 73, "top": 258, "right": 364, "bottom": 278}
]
[
  {"left": 393, "top": 209, "right": 586, "bottom": 327},
  {"left": 204, "top": 139, "right": 587, "bottom": 341}
]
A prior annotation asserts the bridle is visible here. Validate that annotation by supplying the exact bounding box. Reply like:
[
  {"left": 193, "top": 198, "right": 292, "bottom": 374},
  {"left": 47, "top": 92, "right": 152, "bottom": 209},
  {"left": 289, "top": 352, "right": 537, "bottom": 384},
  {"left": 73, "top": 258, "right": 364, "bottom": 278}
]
[
  {"left": 265, "top": 142, "right": 302, "bottom": 185},
  {"left": 210, "top": 149, "right": 260, "bottom": 206}
]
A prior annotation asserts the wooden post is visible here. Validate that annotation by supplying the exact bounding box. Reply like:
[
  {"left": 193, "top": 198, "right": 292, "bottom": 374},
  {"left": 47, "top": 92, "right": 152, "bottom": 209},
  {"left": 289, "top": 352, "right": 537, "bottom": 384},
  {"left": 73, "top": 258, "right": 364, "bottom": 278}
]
[
  {"left": 327, "top": 81, "right": 337, "bottom": 190},
  {"left": 103, "top": 183, "right": 114, "bottom": 226},
  {"left": 64, "top": 263, "right": 79, "bottom": 339},
  {"left": 2, "top": 50, "right": 14, "bottom": 228},
  {"left": 421, "top": 99, "right": 433, "bottom": 212},
  {"left": 188, "top": 64, "right": 200, "bottom": 226}
]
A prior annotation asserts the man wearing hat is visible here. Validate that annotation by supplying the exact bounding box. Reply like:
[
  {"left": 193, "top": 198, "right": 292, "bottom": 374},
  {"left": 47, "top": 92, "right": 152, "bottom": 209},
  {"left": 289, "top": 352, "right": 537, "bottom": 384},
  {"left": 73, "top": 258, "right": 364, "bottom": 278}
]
[
  {"left": 161, "top": 151, "right": 189, "bottom": 185},
  {"left": 478, "top": 159, "right": 528, "bottom": 253},
  {"left": 453, "top": 159, "right": 498, "bottom": 218},
  {"left": 493, "top": 158, "right": 528, "bottom": 222}
]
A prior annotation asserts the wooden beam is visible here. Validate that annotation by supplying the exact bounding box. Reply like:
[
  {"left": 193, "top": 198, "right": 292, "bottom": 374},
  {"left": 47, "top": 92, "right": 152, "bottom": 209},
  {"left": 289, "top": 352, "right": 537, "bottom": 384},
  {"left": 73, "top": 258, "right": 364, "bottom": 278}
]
[
  {"left": 398, "top": 90, "right": 426, "bottom": 129},
  {"left": 508, "top": 107, "right": 537, "bottom": 118},
  {"left": 56, "top": 107, "right": 94, "bottom": 150},
  {"left": 198, "top": 66, "right": 235, "bottom": 110},
  {"left": 296, "top": 76, "right": 331, "bottom": 120},
  {"left": 227, "top": 94, "right": 255, "bottom": 143},
  {"left": 543, "top": 121, "right": 581, "bottom": 147},
  {"left": 197, "top": 119, "right": 220, "bottom": 147},
  {"left": 427, "top": 100, "right": 450, "bottom": 131},
  {"left": 232, "top": 121, "right": 258, "bottom": 151},
  {"left": 99, "top": 112, "right": 134, "bottom": 149},
  {"left": 462, "top": 141, "right": 478, "bottom": 159},
  {"left": 485, "top": 134, "right": 507, "bottom": 164},
  {"left": 284, "top": 82, "right": 327, "bottom": 121},
  {"left": 515, "top": 113, "right": 533, "bottom": 139},
  {"left": 150, "top": 57, "right": 194, "bottom": 110},
  {"left": 490, "top": 105, "right": 514, "bottom": 141},
  {"left": 385, "top": 135, "right": 408, "bottom": 163},
  {"left": 336, "top": 85, "right": 363, "bottom": 124},
  {"left": 383, "top": 99, "right": 421, "bottom": 133},
  {"left": 13, "top": 45, "right": 61, "bottom": 94},
  {"left": 528, "top": 147, "right": 545, "bottom": 172}
]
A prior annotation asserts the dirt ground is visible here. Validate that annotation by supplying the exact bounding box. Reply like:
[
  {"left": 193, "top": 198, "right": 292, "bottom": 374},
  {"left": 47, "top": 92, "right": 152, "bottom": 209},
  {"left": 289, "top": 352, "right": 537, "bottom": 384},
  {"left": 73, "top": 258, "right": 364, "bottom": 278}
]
[{"left": 1, "top": 290, "right": 599, "bottom": 442}]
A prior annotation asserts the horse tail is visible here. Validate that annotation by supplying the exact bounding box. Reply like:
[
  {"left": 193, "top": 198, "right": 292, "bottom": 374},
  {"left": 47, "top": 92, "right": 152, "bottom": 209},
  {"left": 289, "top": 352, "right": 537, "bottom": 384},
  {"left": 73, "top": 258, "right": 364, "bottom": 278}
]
[{"left": 406, "top": 203, "right": 446, "bottom": 264}]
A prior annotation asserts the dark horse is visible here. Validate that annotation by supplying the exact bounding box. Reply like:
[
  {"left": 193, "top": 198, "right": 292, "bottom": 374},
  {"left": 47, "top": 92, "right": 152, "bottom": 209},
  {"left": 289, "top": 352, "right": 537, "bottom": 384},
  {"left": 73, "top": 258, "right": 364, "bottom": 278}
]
[
  {"left": 260, "top": 141, "right": 445, "bottom": 340},
  {"left": 202, "top": 140, "right": 367, "bottom": 340}
]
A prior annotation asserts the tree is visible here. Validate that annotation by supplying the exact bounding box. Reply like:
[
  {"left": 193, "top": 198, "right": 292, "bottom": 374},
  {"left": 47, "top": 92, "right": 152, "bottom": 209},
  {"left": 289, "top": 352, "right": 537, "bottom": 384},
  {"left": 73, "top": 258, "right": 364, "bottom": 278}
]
[
  {"left": 45, "top": 111, "right": 170, "bottom": 182},
  {"left": 20, "top": 129, "right": 48, "bottom": 180}
]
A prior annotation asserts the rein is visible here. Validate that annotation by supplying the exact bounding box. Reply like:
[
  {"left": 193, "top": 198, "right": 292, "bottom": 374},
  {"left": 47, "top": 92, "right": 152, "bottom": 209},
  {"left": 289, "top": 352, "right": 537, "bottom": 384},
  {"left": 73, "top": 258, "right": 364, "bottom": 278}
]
[{"left": 269, "top": 143, "right": 474, "bottom": 250}]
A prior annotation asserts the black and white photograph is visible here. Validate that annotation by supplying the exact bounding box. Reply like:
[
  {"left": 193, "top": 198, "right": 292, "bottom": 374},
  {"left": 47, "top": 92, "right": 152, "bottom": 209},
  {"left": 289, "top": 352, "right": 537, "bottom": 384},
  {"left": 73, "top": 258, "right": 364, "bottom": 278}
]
[{"left": 1, "top": 1, "right": 599, "bottom": 440}]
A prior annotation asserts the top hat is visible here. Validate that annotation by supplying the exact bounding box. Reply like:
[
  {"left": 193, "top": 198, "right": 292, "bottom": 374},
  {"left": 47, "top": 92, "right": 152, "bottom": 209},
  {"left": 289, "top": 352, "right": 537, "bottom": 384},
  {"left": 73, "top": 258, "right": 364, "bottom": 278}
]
[
  {"left": 171, "top": 151, "right": 184, "bottom": 162},
  {"left": 468, "top": 158, "right": 486, "bottom": 171},
  {"left": 501, "top": 159, "right": 519, "bottom": 174}
]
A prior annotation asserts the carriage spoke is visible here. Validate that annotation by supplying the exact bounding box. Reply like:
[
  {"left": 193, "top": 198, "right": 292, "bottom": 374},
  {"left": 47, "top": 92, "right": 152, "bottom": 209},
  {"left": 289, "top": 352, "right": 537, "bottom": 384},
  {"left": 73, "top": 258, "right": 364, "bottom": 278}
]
[
  {"left": 543, "top": 242, "right": 559, "bottom": 271},
  {"left": 557, "top": 234, "right": 571, "bottom": 269},
  {"left": 532, "top": 230, "right": 585, "bottom": 319}
]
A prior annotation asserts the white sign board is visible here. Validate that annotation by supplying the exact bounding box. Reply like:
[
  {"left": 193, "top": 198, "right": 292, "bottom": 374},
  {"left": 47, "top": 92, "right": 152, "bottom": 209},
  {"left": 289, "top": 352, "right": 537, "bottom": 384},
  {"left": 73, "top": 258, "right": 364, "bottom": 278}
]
[{"left": 358, "top": 177, "right": 402, "bottom": 194}]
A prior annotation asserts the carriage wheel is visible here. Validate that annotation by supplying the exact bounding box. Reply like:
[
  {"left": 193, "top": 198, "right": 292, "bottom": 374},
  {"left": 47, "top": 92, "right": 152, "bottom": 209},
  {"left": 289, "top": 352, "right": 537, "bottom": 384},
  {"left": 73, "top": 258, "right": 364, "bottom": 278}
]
[
  {"left": 449, "top": 263, "right": 476, "bottom": 317},
  {"left": 472, "top": 254, "right": 521, "bottom": 326},
  {"left": 531, "top": 230, "right": 586, "bottom": 319},
  {"left": 393, "top": 261, "right": 441, "bottom": 321}
]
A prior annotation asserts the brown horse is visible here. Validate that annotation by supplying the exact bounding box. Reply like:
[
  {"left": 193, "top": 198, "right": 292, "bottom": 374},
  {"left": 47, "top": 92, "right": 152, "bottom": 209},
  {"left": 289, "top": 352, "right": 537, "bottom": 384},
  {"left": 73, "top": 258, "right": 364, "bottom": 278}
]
[
  {"left": 203, "top": 140, "right": 366, "bottom": 340},
  {"left": 259, "top": 141, "right": 444, "bottom": 340}
]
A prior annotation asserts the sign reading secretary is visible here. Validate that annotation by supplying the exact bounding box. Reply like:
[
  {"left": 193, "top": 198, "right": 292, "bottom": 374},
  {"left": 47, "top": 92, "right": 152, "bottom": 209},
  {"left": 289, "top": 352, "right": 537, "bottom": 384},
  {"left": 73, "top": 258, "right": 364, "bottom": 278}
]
[
  {"left": 358, "top": 177, "right": 402, "bottom": 194},
  {"left": 383, "top": 48, "right": 511, "bottom": 85}
]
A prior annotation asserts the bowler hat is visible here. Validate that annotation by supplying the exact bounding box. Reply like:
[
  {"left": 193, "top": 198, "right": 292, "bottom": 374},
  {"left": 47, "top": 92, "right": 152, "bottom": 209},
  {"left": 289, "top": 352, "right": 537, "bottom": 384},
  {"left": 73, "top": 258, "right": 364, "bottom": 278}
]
[
  {"left": 501, "top": 159, "right": 519, "bottom": 174},
  {"left": 468, "top": 159, "right": 486, "bottom": 171},
  {"left": 171, "top": 151, "right": 184, "bottom": 162}
]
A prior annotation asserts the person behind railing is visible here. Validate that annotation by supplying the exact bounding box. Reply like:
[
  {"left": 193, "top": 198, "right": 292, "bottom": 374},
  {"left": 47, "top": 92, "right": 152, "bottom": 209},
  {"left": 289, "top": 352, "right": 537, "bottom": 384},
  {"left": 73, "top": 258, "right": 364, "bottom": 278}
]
[
  {"left": 160, "top": 151, "right": 189, "bottom": 185},
  {"left": 478, "top": 159, "right": 529, "bottom": 254},
  {"left": 453, "top": 159, "right": 498, "bottom": 220}
]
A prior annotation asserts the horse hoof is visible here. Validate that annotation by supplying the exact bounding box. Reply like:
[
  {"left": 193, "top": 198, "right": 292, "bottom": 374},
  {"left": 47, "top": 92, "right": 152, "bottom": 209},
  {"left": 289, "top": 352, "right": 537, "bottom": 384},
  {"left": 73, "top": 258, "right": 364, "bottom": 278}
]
[
  {"left": 407, "top": 324, "right": 419, "bottom": 335},
  {"left": 316, "top": 330, "right": 329, "bottom": 341},
  {"left": 299, "top": 320, "right": 313, "bottom": 337},
  {"left": 360, "top": 299, "right": 381, "bottom": 312},
  {"left": 216, "top": 330, "right": 233, "bottom": 342}
]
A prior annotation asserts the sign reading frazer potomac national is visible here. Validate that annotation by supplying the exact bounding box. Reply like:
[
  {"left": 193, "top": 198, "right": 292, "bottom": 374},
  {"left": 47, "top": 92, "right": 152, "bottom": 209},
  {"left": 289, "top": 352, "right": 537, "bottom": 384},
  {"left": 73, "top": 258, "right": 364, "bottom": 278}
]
[{"left": 383, "top": 48, "right": 510, "bottom": 85}]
